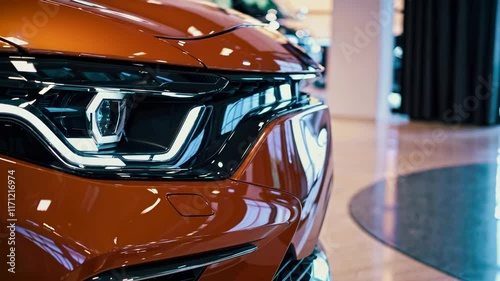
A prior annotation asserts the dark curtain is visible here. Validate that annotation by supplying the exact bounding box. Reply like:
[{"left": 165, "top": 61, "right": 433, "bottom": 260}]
[{"left": 402, "top": 0, "right": 500, "bottom": 125}]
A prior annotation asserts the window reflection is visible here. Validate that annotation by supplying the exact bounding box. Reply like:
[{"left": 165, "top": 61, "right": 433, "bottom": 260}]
[
  {"left": 292, "top": 114, "right": 327, "bottom": 190},
  {"left": 274, "top": 60, "right": 303, "bottom": 72},
  {"left": 173, "top": 129, "right": 205, "bottom": 167},
  {"left": 230, "top": 199, "right": 271, "bottom": 231},
  {"left": 221, "top": 84, "right": 292, "bottom": 134},
  {"left": 17, "top": 226, "right": 85, "bottom": 271}
]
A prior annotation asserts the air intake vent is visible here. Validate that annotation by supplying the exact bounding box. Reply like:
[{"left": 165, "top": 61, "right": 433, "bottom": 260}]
[{"left": 87, "top": 243, "right": 257, "bottom": 281}]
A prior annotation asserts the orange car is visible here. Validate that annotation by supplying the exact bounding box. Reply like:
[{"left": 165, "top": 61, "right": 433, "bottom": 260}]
[{"left": 0, "top": 1, "right": 333, "bottom": 280}]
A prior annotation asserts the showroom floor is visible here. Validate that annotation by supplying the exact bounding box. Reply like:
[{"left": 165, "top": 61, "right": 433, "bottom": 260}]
[{"left": 319, "top": 113, "right": 500, "bottom": 280}]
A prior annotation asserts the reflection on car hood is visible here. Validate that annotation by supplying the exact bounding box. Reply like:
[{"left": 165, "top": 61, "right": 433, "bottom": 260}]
[
  {"left": 0, "top": 0, "right": 320, "bottom": 73},
  {"left": 63, "top": 0, "right": 264, "bottom": 39}
]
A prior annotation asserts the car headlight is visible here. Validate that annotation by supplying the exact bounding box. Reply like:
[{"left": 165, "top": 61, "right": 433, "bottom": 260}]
[
  {"left": 0, "top": 57, "right": 223, "bottom": 168},
  {"left": 0, "top": 56, "right": 318, "bottom": 179},
  {"left": 92, "top": 92, "right": 127, "bottom": 139}
]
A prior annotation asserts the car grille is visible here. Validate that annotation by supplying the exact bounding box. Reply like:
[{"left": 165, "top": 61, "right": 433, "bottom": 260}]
[
  {"left": 273, "top": 254, "right": 316, "bottom": 281},
  {"left": 273, "top": 247, "right": 330, "bottom": 281}
]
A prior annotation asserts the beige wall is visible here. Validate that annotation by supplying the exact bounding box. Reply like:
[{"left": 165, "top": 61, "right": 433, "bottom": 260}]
[
  {"left": 276, "top": 0, "right": 332, "bottom": 39},
  {"left": 326, "top": 0, "right": 394, "bottom": 120},
  {"left": 280, "top": 0, "right": 402, "bottom": 39},
  {"left": 279, "top": 0, "right": 332, "bottom": 13}
]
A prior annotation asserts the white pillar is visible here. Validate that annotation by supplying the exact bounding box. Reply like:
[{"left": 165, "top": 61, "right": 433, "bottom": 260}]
[{"left": 326, "top": 0, "right": 394, "bottom": 120}]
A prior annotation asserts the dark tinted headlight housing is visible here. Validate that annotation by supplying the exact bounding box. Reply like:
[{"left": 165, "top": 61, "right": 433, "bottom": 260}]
[
  {"left": 0, "top": 56, "right": 317, "bottom": 179},
  {"left": 0, "top": 57, "right": 228, "bottom": 168}
]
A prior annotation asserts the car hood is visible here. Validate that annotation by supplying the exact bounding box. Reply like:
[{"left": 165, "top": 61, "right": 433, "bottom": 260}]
[{"left": 0, "top": 0, "right": 320, "bottom": 73}]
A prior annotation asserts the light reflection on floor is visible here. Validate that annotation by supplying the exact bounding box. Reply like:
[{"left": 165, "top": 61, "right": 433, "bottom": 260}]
[
  {"left": 318, "top": 112, "right": 500, "bottom": 281},
  {"left": 350, "top": 163, "right": 500, "bottom": 280}
]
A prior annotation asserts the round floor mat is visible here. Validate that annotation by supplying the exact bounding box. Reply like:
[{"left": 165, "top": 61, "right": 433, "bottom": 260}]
[{"left": 350, "top": 163, "right": 500, "bottom": 281}]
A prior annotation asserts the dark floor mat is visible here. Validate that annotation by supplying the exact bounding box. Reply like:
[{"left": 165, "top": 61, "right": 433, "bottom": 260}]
[{"left": 349, "top": 163, "right": 500, "bottom": 281}]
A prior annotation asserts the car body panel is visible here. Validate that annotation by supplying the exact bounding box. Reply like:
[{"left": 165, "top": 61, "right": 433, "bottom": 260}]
[
  {"left": 232, "top": 105, "right": 333, "bottom": 259},
  {"left": 0, "top": 0, "right": 320, "bottom": 72},
  {"left": 0, "top": 155, "right": 300, "bottom": 281},
  {"left": 0, "top": 105, "right": 332, "bottom": 280},
  {"left": 163, "top": 27, "right": 317, "bottom": 73},
  {"left": 199, "top": 211, "right": 299, "bottom": 281},
  {"left": 64, "top": 0, "right": 262, "bottom": 38},
  {"left": 0, "top": 0, "right": 204, "bottom": 67},
  {"left": 0, "top": 1, "right": 332, "bottom": 280}
]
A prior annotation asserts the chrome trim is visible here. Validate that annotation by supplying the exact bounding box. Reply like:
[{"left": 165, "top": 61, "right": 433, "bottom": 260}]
[
  {"left": 67, "top": 138, "right": 99, "bottom": 152},
  {"left": 0, "top": 101, "right": 206, "bottom": 168},
  {"left": 86, "top": 90, "right": 127, "bottom": 148},
  {"left": 122, "top": 155, "right": 152, "bottom": 161},
  {"left": 88, "top": 244, "right": 258, "bottom": 281},
  {"left": 290, "top": 73, "right": 317, "bottom": 80},
  {"left": 151, "top": 105, "right": 205, "bottom": 162},
  {"left": 119, "top": 105, "right": 206, "bottom": 162}
]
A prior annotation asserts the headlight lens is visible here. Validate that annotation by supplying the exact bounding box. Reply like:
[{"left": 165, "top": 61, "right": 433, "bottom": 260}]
[
  {"left": 0, "top": 57, "right": 223, "bottom": 168},
  {"left": 88, "top": 91, "right": 127, "bottom": 148},
  {"left": 0, "top": 56, "right": 316, "bottom": 178}
]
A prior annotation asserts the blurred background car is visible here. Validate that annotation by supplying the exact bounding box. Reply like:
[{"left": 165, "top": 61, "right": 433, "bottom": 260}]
[{"left": 210, "top": 0, "right": 329, "bottom": 87}]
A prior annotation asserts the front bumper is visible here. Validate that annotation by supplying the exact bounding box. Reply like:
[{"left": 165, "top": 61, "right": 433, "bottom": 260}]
[
  {"left": 85, "top": 243, "right": 332, "bottom": 281},
  {"left": 0, "top": 105, "right": 333, "bottom": 281}
]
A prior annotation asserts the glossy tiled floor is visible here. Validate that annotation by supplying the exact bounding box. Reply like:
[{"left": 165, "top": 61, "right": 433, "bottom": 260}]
[
  {"left": 318, "top": 114, "right": 500, "bottom": 281},
  {"left": 350, "top": 163, "right": 500, "bottom": 280}
]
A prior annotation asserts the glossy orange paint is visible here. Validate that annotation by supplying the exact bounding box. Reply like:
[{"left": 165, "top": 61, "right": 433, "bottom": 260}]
[
  {"left": 0, "top": 0, "right": 320, "bottom": 72},
  {"left": 0, "top": 0, "right": 203, "bottom": 68},
  {"left": 0, "top": 1, "right": 332, "bottom": 279},
  {"left": 167, "top": 194, "right": 215, "bottom": 217},
  {"left": 0, "top": 101, "right": 333, "bottom": 280},
  {"left": 0, "top": 155, "right": 300, "bottom": 281},
  {"left": 232, "top": 105, "right": 334, "bottom": 259},
  {"left": 166, "top": 27, "right": 311, "bottom": 73}
]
